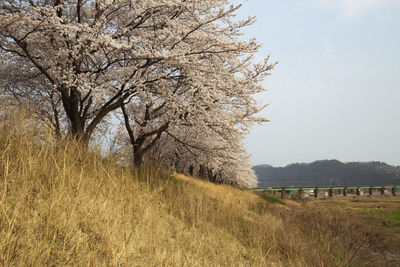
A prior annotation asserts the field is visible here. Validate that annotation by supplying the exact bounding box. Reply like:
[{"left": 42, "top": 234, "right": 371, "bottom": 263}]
[
  {"left": 1, "top": 117, "right": 400, "bottom": 266},
  {"left": 258, "top": 194, "right": 400, "bottom": 266},
  {"left": 318, "top": 196, "right": 400, "bottom": 262},
  {"left": 279, "top": 191, "right": 400, "bottom": 263}
]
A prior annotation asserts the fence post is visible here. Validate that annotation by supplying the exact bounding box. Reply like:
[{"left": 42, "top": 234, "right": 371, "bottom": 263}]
[
  {"left": 356, "top": 187, "right": 361, "bottom": 196},
  {"left": 392, "top": 186, "right": 397, "bottom": 196},
  {"left": 369, "top": 187, "right": 373, "bottom": 196},
  {"left": 299, "top": 188, "right": 304, "bottom": 198},
  {"left": 381, "top": 187, "right": 385, "bottom": 195},
  {"left": 314, "top": 187, "right": 319, "bottom": 198},
  {"left": 343, "top": 187, "right": 347, "bottom": 196},
  {"left": 329, "top": 188, "right": 333, "bottom": 197},
  {"left": 281, "top": 187, "right": 286, "bottom": 198}
]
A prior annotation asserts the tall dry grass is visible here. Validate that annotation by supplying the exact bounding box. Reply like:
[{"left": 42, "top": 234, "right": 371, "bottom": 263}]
[{"left": 0, "top": 109, "right": 389, "bottom": 266}]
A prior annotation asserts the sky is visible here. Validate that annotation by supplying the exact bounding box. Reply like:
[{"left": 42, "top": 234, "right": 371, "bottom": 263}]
[{"left": 235, "top": 0, "right": 400, "bottom": 167}]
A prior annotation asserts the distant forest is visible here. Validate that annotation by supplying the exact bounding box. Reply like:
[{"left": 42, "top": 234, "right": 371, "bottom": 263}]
[{"left": 254, "top": 160, "right": 400, "bottom": 188}]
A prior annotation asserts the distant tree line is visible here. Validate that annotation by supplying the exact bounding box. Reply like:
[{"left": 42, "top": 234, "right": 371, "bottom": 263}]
[{"left": 254, "top": 160, "right": 400, "bottom": 188}]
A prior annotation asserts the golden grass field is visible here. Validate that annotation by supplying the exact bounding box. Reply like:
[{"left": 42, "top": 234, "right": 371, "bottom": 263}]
[{"left": 0, "top": 112, "right": 399, "bottom": 266}]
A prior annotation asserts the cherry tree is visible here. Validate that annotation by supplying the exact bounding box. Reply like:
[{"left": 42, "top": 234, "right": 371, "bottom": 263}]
[
  {"left": 143, "top": 122, "right": 259, "bottom": 188},
  {"left": 0, "top": 0, "right": 269, "bottom": 142},
  {"left": 0, "top": 0, "right": 275, "bottom": 187},
  {"left": 0, "top": 51, "right": 67, "bottom": 137}
]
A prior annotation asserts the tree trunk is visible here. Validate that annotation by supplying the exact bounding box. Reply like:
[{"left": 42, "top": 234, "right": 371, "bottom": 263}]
[
  {"left": 133, "top": 147, "right": 144, "bottom": 167},
  {"left": 61, "top": 86, "right": 89, "bottom": 146},
  {"left": 188, "top": 165, "right": 194, "bottom": 176}
]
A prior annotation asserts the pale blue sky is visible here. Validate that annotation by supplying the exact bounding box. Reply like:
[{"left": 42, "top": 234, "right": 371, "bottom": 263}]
[{"left": 236, "top": 0, "right": 400, "bottom": 166}]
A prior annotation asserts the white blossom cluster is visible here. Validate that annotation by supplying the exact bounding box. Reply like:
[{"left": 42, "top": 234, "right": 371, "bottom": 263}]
[{"left": 0, "top": 0, "right": 276, "bottom": 188}]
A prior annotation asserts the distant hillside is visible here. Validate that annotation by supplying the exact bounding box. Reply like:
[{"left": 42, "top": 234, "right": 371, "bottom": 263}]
[{"left": 254, "top": 160, "right": 400, "bottom": 188}]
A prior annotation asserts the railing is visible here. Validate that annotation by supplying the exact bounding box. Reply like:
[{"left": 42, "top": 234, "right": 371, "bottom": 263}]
[{"left": 253, "top": 185, "right": 400, "bottom": 198}]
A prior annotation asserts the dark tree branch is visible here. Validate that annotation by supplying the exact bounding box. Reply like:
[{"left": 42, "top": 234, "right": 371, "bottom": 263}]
[{"left": 121, "top": 101, "right": 135, "bottom": 144}]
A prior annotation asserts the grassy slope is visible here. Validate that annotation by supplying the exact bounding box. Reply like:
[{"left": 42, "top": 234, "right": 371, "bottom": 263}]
[{"left": 0, "top": 124, "right": 399, "bottom": 266}]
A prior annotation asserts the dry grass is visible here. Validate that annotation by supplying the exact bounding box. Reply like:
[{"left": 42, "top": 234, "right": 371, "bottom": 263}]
[
  {"left": 0, "top": 111, "right": 398, "bottom": 266},
  {"left": 313, "top": 197, "right": 400, "bottom": 264}
]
